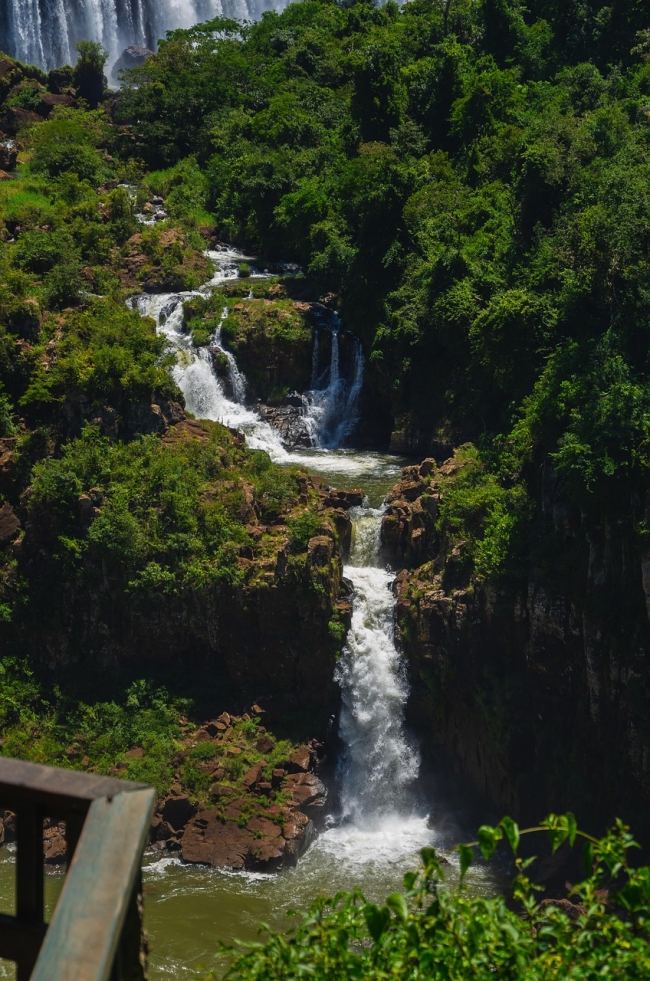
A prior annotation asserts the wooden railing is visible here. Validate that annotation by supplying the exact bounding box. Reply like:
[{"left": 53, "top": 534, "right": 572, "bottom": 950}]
[{"left": 0, "top": 757, "right": 156, "bottom": 981}]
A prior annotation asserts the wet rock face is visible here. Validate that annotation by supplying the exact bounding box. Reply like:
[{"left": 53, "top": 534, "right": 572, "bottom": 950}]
[
  {"left": 387, "top": 456, "right": 650, "bottom": 837},
  {"left": 258, "top": 402, "right": 313, "bottom": 449},
  {"left": 112, "top": 46, "right": 154, "bottom": 75}
]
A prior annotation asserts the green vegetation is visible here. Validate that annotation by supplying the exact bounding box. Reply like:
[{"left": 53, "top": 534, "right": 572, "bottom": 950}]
[
  {"left": 111, "top": 0, "right": 650, "bottom": 583},
  {"left": 218, "top": 815, "right": 650, "bottom": 980}
]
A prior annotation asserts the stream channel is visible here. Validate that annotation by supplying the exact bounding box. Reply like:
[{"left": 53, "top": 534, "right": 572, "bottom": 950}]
[{"left": 0, "top": 249, "right": 499, "bottom": 980}]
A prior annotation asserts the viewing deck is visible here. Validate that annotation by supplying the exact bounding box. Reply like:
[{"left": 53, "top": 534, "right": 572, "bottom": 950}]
[{"left": 0, "top": 757, "right": 155, "bottom": 980}]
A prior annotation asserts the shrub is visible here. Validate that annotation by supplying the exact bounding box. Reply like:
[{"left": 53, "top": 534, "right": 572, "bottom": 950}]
[
  {"left": 215, "top": 815, "right": 650, "bottom": 981},
  {"left": 288, "top": 511, "right": 322, "bottom": 552},
  {"left": 238, "top": 263, "right": 251, "bottom": 278},
  {"left": 0, "top": 385, "right": 16, "bottom": 437}
]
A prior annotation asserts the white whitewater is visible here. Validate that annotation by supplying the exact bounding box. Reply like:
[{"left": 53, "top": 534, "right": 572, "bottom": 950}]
[
  {"left": 2, "top": 0, "right": 291, "bottom": 75},
  {"left": 303, "top": 330, "right": 365, "bottom": 449},
  {"left": 131, "top": 245, "right": 364, "bottom": 458},
  {"left": 130, "top": 248, "right": 291, "bottom": 460},
  {"left": 128, "top": 244, "right": 434, "bottom": 919},
  {"left": 313, "top": 502, "right": 431, "bottom": 867},
  {"left": 337, "top": 507, "right": 420, "bottom": 824}
]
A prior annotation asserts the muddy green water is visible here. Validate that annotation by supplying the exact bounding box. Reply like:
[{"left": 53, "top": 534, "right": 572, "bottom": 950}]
[{"left": 0, "top": 449, "right": 501, "bottom": 980}]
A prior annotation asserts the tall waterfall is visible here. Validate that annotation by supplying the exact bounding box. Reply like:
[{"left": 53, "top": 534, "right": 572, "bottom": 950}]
[
  {"left": 336, "top": 506, "right": 421, "bottom": 826},
  {"left": 304, "top": 328, "right": 365, "bottom": 449},
  {"left": 1, "top": 0, "right": 290, "bottom": 74}
]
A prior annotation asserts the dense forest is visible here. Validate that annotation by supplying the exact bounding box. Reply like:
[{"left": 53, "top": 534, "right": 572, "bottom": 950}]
[{"left": 3, "top": 0, "right": 650, "bottom": 975}]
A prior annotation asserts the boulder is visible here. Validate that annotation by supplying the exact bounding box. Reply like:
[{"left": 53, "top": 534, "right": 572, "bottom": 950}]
[
  {"left": 323, "top": 488, "right": 364, "bottom": 510},
  {"left": 43, "top": 821, "right": 66, "bottom": 864},
  {"left": 182, "top": 810, "right": 252, "bottom": 870},
  {"left": 0, "top": 107, "right": 41, "bottom": 134},
  {"left": 256, "top": 735, "right": 274, "bottom": 753},
  {"left": 287, "top": 746, "right": 311, "bottom": 773},
  {"left": 112, "top": 46, "right": 154, "bottom": 75},
  {"left": 284, "top": 773, "right": 327, "bottom": 814},
  {"left": 242, "top": 761, "right": 265, "bottom": 788}
]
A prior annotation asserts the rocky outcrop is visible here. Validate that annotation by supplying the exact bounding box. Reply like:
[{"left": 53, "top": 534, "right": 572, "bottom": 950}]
[
  {"left": 220, "top": 295, "right": 314, "bottom": 403},
  {"left": 146, "top": 715, "right": 326, "bottom": 872},
  {"left": 112, "top": 46, "right": 154, "bottom": 75},
  {"left": 118, "top": 229, "right": 212, "bottom": 293},
  {"left": 14, "top": 421, "right": 352, "bottom": 718},
  {"left": 386, "top": 456, "right": 650, "bottom": 839},
  {"left": 258, "top": 401, "right": 313, "bottom": 449},
  {"left": 0, "top": 502, "right": 20, "bottom": 545}
]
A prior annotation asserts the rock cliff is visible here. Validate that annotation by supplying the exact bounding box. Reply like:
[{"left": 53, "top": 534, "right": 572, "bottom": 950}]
[{"left": 383, "top": 455, "right": 650, "bottom": 839}]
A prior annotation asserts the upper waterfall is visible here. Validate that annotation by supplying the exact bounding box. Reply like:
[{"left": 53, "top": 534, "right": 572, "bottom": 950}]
[{"left": 1, "top": 0, "right": 290, "bottom": 75}]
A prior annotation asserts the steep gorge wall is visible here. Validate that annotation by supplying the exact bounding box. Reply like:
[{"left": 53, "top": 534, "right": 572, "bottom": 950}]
[{"left": 383, "top": 458, "right": 650, "bottom": 840}]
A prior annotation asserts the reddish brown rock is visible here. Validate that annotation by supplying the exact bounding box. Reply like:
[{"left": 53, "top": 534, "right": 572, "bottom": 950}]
[
  {"left": 182, "top": 811, "right": 252, "bottom": 870},
  {"left": 284, "top": 773, "right": 327, "bottom": 813},
  {"left": 206, "top": 720, "right": 228, "bottom": 735},
  {"left": 43, "top": 821, "right": 67, "bottom": 864},
  {"left": 323, "top": 488, "right": 364, "bottom": 510},
  {"left": 209, "top": 782, "right": 233, "bottom": 799},
  {"left": 160, "top": 795, "right": 196, "bottom": 832},
  {"left": 256, "top": 735, "right": 274, "bottom": 753},
  {"left": 242, "top": 761, "right": 265, "bottom": 788},
  {"left": 287, "top": 746, "right": 311, "bottom": 773}
]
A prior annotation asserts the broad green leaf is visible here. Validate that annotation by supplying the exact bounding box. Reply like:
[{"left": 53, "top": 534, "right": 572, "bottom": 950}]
[
  {"left": 566, "top": 812, "right": 577, "bottom": 847},
  {"left": 500, "top": 816, "right": 520, "bottom": 855},
  {"left": 364, "top": 904, "right": 390, "bottom": 942},
  {"left": 477, "top": 825, "right": 502, "bottom": 861},
  {"left": 386, "top": 892, "right": 409, "bottom": 922},
  {"left": 421, "top": 846, "right": 445, "bottom": 879},
  {"left": 458, "top": 843, "right": 474, "bottom": 878}
]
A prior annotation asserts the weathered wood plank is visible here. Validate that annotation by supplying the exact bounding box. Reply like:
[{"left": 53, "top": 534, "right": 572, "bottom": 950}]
[
  {"left": 0, "top": 914, "right": 47, "bottom": 964},
  {"left": 30, "top": 788, "right": 155, "bottom": 981},
  {"left": 15, "top": 803, "right": 45, "bottom": 981},
  {"left": 0, "top": 757, "right": 149, "bottom": 814}
]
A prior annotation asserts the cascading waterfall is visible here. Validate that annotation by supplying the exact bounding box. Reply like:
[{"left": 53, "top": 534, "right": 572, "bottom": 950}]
[
  {"left": 303, "top": 329, "right": 365, "bottom": 449},
  {"left": 1, "top": 0, "right": 291, "bottom": 75},
  {"left": 130, "top": 248, "right": 291, "bottom": 461},
  {"left": 335, "top": 506, "right": 421, "bottom": 826},
  {"left": 130, "top": 244, "right": 364, "bottom": 454}
]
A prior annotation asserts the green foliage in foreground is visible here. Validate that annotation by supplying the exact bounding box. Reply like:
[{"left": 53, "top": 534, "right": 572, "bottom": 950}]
[{"left": 217, "top": 816, "right": 650, "bottom": 980}]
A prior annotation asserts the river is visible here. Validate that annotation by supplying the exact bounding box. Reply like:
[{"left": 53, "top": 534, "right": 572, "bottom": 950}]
[{"left": 0, "top": 249, "right": 499, "bottom": 980}]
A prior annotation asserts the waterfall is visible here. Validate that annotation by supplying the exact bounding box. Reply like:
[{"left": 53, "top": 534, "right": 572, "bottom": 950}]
[
  {"left": 336, "top": 506, "right": 420, "bottom": 825},
  {"left": 310, "top": 328, "right": 320, "bottom": 389},
  {"left": 129, "top": 248, "right": 291, "bottom": 461},
  {"left": 303, "top": 331, "right": 364, "bottom": 449},
  {"left": 1, "top": 0, "right": 292, "bottom": 75},
  {"left": 214, "top": 304, "right": 247, "bottom": 403},
  {"left": 128, "top": 244, "right": 367, "bottom": 466}
]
